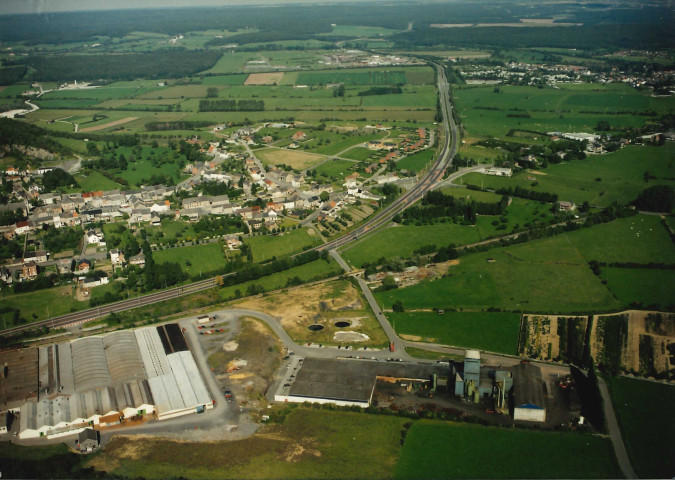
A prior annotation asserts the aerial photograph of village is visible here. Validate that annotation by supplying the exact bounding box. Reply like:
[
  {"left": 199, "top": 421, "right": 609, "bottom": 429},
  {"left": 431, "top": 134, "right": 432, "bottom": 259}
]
[{"left": 0, "top": 0, "right": 672, "bottom": 478}]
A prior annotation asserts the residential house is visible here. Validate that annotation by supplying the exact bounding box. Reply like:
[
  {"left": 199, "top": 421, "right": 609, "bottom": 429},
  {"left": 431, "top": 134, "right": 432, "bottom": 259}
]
[
  {"left": 129, "top": 253, "right": 145, "bottom": 267},
  {"left": 77, "top": 259, "right": 91, "bottom": 273},
  {"left": 14, "top": 221, "right": 33, "bottom": 235},
  {"left": 0, "top": 200, "right": 28, "bottom": 217},
  {"left": 482, "top": 167, "right": 513, "bottom": 177},
  {"left": 21, "top": 262, "right": 38, "bottom": 280},
  {"left": 292, "top": 131, "right": 307, "bottom": 142},
  {"left": 150, "top": 200, "right": 171, "bottom": 213},
  {"left": 182, "top": 196, "right": 211, "bottom": 210},
  {"left": 1, "top": 266, "right": 12, "bottom": 284},
  {"left": 558, "top": 201, "right": 576, "bottom": 211},
  {"left": 24, "top": 250, "right": 48, "bottom": 263},
  {"left": 110, "top": 249, "right": 124, "bottom": 265},
  {"left": 225, "top": 235, "right": 242, "bottom": 249},
  {"left": 86, "top": 230, "right": 105, "bottom": 245},
  {"left": 129, "top": 208, "right": 152, "bottom": 224}
]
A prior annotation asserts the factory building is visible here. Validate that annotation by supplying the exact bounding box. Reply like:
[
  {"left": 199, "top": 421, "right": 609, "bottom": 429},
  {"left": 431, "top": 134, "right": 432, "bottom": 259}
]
[
  {"left": 275, "top": 357, "right": 450, "bottom": 407},
  {"left": 452, "top": 351, "right": 546, "bottom": 422},
  {"left": 17, "top": 324, "right": 212, "bottom": 439}
]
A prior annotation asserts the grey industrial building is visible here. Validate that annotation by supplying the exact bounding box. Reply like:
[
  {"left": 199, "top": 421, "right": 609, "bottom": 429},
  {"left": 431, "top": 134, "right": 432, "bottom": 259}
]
[
  {"left": 512, "top": 362, "right": 547, "bottom": 422},
  {"left": 17, "top": 324, "right": 213, "bottom": 439},
  {"left": 275, "top": 357, "right": 450, "bottom": 407}
]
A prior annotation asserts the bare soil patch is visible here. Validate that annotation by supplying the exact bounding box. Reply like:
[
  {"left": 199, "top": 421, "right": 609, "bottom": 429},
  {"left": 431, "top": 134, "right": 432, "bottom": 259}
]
[
  {"left": 207, "top": 317, "right": 283, "bottom": 403},
  {"left": 245, "top": 72, "right": 284, "bottom": 85},
  {"left": 234, "top": 280, "right": 388, "bottom": 347},
  {"left": 80, "top": 117, "right": 137, "bottom": 133}
]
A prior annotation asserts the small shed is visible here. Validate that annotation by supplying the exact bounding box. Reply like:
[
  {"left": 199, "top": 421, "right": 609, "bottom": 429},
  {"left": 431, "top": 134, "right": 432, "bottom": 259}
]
[{"left": 77, "top": 428, "right": 100, "bottom": 452}]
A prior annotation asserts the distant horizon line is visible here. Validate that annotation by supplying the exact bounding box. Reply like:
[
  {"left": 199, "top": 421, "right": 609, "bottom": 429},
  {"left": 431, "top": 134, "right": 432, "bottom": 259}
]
[{"left": 0, "top": 0, "right": 421, "bottom": 16}]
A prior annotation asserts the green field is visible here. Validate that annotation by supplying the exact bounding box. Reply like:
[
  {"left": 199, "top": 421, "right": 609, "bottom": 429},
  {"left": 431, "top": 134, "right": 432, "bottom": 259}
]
[
  {"left": 567, "top": 214, "right": 675, "bottom": 264},
  {"left": 457, "top": 144, "right": 675, "bottom": 207},
  {"left": 319, "top": 25, "right": 397, "bottom": 37},
  {"left": 310, "top": 158, "right": 358, "bottom": 180},
  {"left": 454, "top": 83, "right": 675, "bottom": 140},
  {"left": 388, "top": 311, "right": 521, "bottom": 354},
  {"left": 295, "top": 70, "right": 408, "bottom": 86},
  {"left": 342, "top": 223, "right": 486, "bottom": 267},
  {"left": 342, "top": 146, "right": 377, "bottom": 161},
  {"left": 219, "top": 258, "right": 341, "bottom": 301},
  {"left": 0, "top": 285, "right": 86, "bottom": 325},
  {"left": 200, "top": 74, "right": 248, "bottom": 85},
  {"left": 604, "top": 376, "right": 675, "bottom": 479},
  {"left": 245, "top": 228, "right": 323, "bottom": 262},
  {"left": 341, "top": 195, "right": 549, "bottom": 268},
  {"left": 77, "top": 171, "right": 122, "bottom": 191},
  {"left": 396, "top": 422, "right": 622, "bottom": 479},
  {"left": 396, "top": 149, "right": 434, "bottom": 172},
  {"left": 145, "top": 219, "right": 197, "bottom": 245},
  {"left": 375, "top": 234, "right": 621, "bottom": 313},
  {"left": 600, "top": 267, "right": 675, "bottom": 310},
  {"left": 153, "top": 242, "right": 229, "bottom": 275},
  {"left": 372, "top": 214, "right": 675, "bottom": 313},
  {"left": 91, "top": 408, "right": 408, "bottom": 479}
]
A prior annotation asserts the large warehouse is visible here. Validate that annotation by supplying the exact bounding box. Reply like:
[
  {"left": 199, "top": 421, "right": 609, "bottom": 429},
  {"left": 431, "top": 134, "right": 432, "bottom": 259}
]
[
  {"left": 512, "top": 362, "right": 547, "bottom": 422},
  {"left": 18, "top": 324, "right": 213, "bottom": 439},
  {"left": 275, "top": 357, "right": 450, "bottom": 407}
]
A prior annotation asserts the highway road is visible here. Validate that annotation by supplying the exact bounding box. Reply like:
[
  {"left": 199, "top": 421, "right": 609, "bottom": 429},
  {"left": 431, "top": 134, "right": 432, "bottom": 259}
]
[{"left": 314, "top": 62, "right": 460, "bottom": 252}]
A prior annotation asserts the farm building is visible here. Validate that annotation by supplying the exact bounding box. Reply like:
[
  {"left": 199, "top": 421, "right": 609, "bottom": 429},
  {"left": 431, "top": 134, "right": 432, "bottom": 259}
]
[
  {"left": 512, "top": 362, "right": 547, "bottom": 422},
  {"left": 16, "top": 324, "right": 212, "bottom": 439}
]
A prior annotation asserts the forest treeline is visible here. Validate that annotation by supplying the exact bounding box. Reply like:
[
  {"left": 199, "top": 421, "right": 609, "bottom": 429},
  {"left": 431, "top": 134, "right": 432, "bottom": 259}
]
[
  {"left": 16, "top": 50, "right": 221, "bottom": 82},
  {"left": 1, "top": 3, "right": 671, "bottom": 45}
]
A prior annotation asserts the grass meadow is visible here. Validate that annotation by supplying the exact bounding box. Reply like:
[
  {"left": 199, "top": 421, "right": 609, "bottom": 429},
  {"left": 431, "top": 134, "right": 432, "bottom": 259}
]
[
  {"left": 245, "top": 228, "right": 323, "bottom": 262},
  {"left": 0, "top": 285, "right": 86, "bottom": 324},
  {"left": 604, "top": 376, "right": 675, "bottom": 479},
  {"left": 219, "top": 258, "right": 341, "bottom": 301},
  {"left": 600, "top": 267, "right": 675, "bottom": 310},
  {"left": 89, "top": 408, "right": 408, "bottom": 479},
  {"left": 395, "top": 422, "right": 622, "bottom": 479},
  {"left": 388, "top": 311, "right": 521, "bottom": 354},
  {"left": 374, "top": 234, "right": 621, "bottom": 313},
  {"left": 457, "top": 143, "right": 675, "bottom": 207},
  {"left": 153, "top": 243, "right": 229, "bottom": 275}
]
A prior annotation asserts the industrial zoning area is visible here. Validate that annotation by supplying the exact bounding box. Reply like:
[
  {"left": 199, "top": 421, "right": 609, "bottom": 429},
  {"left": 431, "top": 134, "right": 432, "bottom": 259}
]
[{"left": 0, "top": 307, "right": 578, "bottom": 452}]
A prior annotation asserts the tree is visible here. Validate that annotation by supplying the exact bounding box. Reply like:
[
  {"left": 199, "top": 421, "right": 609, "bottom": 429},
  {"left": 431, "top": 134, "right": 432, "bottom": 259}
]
[
  {"left": 634, "top": 185, "right": 674, "bottom": 212},
  {"left": 42, "top": 168, "right": 76, "bottom": 191},
  {"left": 319, "top": 191, "right": 329, "bottom": 202},
  {"left": 207, "top": 87, "right": 218, "bottom": 98},
  {"left": 392, "top": 300, "right": 404, "bottom": 313},
  {"left": 381, "top": 275, "right": 397, "bottom": 290}
]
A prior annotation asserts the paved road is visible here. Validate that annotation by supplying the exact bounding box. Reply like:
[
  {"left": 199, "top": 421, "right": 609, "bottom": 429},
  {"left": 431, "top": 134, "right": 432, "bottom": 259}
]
[{"left": 597, "top": 377, "right": 637, "bottom": 479}]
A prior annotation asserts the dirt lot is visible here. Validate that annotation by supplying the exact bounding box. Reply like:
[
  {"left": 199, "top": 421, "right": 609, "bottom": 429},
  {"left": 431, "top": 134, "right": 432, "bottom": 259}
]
[
  {"left": 234, "top": 279, "right": 389, "bottom": 348},
  {"left": 520, "top": 310, "right": 674, "bottom": 377},
  {"left": 244, "top": 72, "right": 284, "bottom": 85},
  {"left": 369, "top": 260, "right": 458, "bottom": 290},
  {"left": 0, "top": 347, "right": 39, "bottom": 408},
  {"left": 80, "top": 117, "right": 137, "bottom": 133},
  {"left": 206, "top": 316, "right": 283, "bottom": 405},
  {"left": 590, "top": 310, "right": 674, "bottom": 376}
]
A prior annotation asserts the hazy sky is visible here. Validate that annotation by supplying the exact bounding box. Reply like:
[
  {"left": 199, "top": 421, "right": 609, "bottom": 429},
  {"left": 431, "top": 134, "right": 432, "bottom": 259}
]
[{"left": 0, "top": 0, "right": 380, "bottom": 15}]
